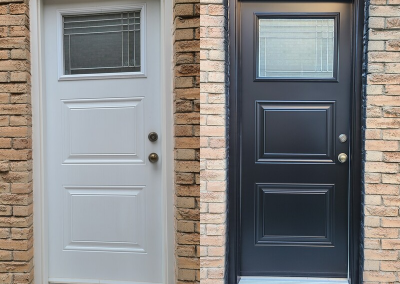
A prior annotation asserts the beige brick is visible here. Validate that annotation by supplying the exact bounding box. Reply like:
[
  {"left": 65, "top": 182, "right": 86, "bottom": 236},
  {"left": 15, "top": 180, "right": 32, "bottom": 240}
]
[
  {"left": 386, "top": 63, "right": 400, "bottom": 74},
  {"left": 177, "top": 256, "right": 199, "bottom": 269},
  {"left": 176, "top": 17, "right": 199, "bottom": 29},
  {"left": 175, "top": 113, "right": 200, "bottom": 124},
  {"left": 365, "top": 162, "right": 398, "bottom": 173},
  {"left": 365, "top": 205, "right": 398, "bottom": 216},
  {"left": 383, "top": 173, "right": 400, "bottom": 183},
  {"left": 365, "top": 249, "right": 398, "bottom": 260},
  {"left": 0, "top": 15, "right": 26, "bottom": 25},
  {"left": 382, "top": 239, "right": 400, "bottom": 249},
  {"left": 364, "top": 260, "right": 380, "bottom": 271},
  {"left": 366, "top": 184, "right": 399, "bottom": 195},
  {"left": 365, "top": 140, "right": 398, "bottom": 151},
  {"left": 177, "top": 245, "right": 196, "bottom": 257},
  {"left": 365, "top": 238, "right": 381, "bottom": 249},
  {"left": 176, "top": 137, "right": 200, "bottom": 149},
  {"left": 10, "top": 49, "right": 28, "bottom": 60},
  {"left": 382, "top": 129, "right": 400, "bottom": 140},
  {"left": 365, "top": 227, "right": 399, "bottom": 238},
  {"left": 370, "top": 6, "right": 400, "bottom": 17},
  {"left": 369, "top": 17, "right": 385, "bottom": 29},
  {"left": 363, "top": 271, "right": 396, "bottom": 282},
  {"left": 383, "top": 196, "right": 400, "bottom": 206},
  {"left": 387, "top": 84, "right": 400, "bottom": 95},
  {"left": 366, "top": 151, "right": 383, "bottom": 161},
  {"left": 366, "top": 129, "right": 381, "bottom": 139},
  {"left": 381, "top": 218, "right": 400, "bottom": 227}
]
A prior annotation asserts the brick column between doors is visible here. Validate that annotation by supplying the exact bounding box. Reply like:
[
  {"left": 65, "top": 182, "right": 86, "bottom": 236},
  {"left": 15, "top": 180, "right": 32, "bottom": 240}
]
[
  {"left": 200, "top": 0, "right": 227, "bottom": 283},
  {"left": 173, "top": 0, "right": 200, "bottom": 282}
]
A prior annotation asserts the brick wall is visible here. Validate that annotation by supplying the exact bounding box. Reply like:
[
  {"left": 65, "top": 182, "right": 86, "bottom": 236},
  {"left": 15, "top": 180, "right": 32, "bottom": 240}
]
[
  {"left": 0, "top": 0, "right": 33, "bottom": 283},
  {"left": 364, "top": 0, "right": 400, "bottom": 282},
  {"left": 173, "top": 0, "right": 200, "bottom": 282},
  {"left": 199, "top": 0, "right": 227, "bottom": 283}
]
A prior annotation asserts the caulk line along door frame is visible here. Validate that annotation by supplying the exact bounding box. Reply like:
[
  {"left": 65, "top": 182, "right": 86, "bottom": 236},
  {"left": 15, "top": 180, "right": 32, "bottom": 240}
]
[
  {"left": 228, "top": 0, "right": 365, "bottom": 282},
  {"left": 30, "top": 0, "right": 175, "bottom": 282}
]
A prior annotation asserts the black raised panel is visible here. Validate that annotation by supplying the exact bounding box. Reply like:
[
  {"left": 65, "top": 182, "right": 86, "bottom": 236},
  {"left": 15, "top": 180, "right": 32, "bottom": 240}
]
[
  {"left": 256, "top": 101, "right": 335, "bottom": 163},
  {"left": 256, "top": 183, "right": 334, "bottom": 246}
]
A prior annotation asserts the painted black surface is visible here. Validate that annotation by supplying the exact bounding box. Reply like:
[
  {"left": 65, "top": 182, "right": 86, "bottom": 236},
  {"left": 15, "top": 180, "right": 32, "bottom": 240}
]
[
  {"left": 256, "top": 183, "right": 335, "bottom": 246},
  {"left": 256, "top": 101, "right": 335, "bottom": 162},
  {"left": 238, "top": 2, "right": 352, "bottom": 279},
  {"left": 228, "top": 0, "right": 365, "bottom": 283}
]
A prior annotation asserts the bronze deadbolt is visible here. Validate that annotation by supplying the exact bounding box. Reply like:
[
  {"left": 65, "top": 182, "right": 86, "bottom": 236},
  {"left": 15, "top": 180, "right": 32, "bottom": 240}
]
[
  {"left": 148, "top": 132, "right": 158, "bottom": 142},
  {"left": 149, "top": 153, "right": 159, "bottom": 163}
]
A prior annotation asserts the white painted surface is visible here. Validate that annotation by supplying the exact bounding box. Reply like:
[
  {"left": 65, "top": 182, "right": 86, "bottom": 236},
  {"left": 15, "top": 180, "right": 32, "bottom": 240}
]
[
  {"left": 43, "top": 0, "right": 163, "bottom": 282},
  {"left": 239, "top": 277, "right": 349, "bottom": 284}
]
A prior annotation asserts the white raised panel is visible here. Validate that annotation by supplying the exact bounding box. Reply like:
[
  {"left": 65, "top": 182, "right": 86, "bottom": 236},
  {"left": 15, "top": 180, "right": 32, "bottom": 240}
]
[
  {"left": 63, "top": 186, "right": 146, "bottom": 253},
  {"left": 62, "top": 97, "right": 144, "bottom": 164}
]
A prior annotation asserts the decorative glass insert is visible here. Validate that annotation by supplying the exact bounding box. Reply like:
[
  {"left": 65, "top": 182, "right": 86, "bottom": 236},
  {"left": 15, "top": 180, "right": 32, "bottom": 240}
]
[
  {"left": 63, "top": 11, "right": 141, "bottom": 75},
  {"left": 258, "top": 18, "right": 335, "bottom": 79}
]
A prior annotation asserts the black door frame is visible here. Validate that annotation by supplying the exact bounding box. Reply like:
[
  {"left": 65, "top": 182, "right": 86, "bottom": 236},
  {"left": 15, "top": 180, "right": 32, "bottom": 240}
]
[{"left": 228, "top": 0, "right": 366, "bottom": 282}]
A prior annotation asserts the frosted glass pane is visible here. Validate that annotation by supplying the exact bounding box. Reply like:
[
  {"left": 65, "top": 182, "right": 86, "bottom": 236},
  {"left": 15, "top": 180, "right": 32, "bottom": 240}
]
[
  {"left": 258, "top": 18, "right": 335, "bottom": 79},
  {"left": 63, "top": 11, "right": 141, "bottom": 75}
]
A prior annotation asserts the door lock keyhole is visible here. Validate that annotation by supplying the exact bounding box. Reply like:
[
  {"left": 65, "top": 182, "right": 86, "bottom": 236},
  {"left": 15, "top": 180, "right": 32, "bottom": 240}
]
[{"left": 148, "top": 132, "right": 158, "bottom": 142}]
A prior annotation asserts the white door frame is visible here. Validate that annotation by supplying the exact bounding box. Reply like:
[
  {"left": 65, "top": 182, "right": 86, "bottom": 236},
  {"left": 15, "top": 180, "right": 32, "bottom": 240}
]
[{"left": 30, "top": 0, "right": 175, "bottom": 282}]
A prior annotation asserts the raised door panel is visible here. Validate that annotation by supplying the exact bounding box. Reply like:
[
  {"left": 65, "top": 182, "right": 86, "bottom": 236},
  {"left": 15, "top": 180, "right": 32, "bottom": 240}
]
[
  {"left": 63, "top": 186, "right": 146, "bottom": 252},
  {"left": 256, "top": 101, "right": 335, "bottom": 163},
  {"left": 256, "top": 183, "right": 334, "bottom": 246},
  {"left": 62, "top": 97, "right": 144, "bottom": 164}
]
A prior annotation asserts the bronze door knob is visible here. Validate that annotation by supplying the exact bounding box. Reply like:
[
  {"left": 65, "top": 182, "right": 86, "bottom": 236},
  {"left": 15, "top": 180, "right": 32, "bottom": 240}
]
[{"left": 149, "top": 153, "right": 159, "bottom": 163}]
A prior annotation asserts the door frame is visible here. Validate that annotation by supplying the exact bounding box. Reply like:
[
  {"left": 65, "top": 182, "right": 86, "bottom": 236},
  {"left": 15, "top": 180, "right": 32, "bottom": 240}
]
[
  {"left": 228, "top": 0, "right": 366, "bottom": 282},
  {"left": 30, "top": 0, "right": 175, "bottom": 282}
]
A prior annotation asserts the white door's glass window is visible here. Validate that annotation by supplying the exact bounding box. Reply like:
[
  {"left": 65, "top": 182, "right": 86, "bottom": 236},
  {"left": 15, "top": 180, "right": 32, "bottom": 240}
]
[
  {"left": 258, "top": 18, "right": 335, "bottom": 79},
  {"left": 63, "top": 11, "right": 141, "bottom": 75}
]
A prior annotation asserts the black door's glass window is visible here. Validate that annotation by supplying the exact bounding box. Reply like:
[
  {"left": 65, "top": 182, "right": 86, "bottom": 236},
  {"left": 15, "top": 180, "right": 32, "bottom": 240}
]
[{"left": 258, "top": 18, "right": 335, "bottom": 79}]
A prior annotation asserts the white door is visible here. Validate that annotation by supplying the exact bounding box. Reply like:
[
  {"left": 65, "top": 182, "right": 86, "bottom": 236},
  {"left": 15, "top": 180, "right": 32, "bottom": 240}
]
[{"left": 43, "top": 0, "right": 163, "bottom": 283}]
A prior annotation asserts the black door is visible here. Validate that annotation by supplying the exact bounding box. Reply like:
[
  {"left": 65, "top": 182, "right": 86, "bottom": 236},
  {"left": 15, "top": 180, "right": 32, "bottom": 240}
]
[{"left": 239, "top": 2, "right": 352, "bottom": 278}]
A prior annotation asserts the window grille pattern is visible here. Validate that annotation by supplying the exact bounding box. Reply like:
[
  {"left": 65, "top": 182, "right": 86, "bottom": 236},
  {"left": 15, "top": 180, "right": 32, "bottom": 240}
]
[
  {"left": 258, "top": 18, "right": 335, "bottom": 79},
  {"left": 63, "top": 11, "right": 141, "bottom": 75}
]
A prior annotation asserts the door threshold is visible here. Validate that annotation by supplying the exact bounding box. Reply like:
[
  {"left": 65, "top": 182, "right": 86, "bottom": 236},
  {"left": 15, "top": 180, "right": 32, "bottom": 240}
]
[{"left": 239, "top": 277, "right": 349, "bottom": 284}]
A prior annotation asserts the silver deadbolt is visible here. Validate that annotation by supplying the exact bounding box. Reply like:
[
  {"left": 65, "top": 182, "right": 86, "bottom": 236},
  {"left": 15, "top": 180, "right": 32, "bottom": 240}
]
[
  {"left": 339, "top": 134, "right": 347, "bottom": 143},
  {"left": 148, "top": 132, "right": 158, "bottom": 142},
  {"left": 338, "top": 153, "right": 348, "bottom": 163},
  {"left": 149, "top": 153, "right": 159, "bottom": 163}
]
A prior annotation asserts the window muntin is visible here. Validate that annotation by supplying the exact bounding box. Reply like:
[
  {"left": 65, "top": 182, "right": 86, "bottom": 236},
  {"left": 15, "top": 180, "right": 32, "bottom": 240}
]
[
  {"left": 257, "top": 17, "right": 336, "bottom": 80},
  {"left": 63, "top": 11, "right": 141, "bottom": 76}
]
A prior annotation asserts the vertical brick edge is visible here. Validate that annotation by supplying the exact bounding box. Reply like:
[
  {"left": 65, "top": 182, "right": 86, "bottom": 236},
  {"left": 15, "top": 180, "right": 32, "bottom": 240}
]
[
  {"left": 0, "top": 0, "right": 33, "bottom": 283},
  {"left": 174, "top": 0, "right": 200, "bottom": 282},
  {"left": 364, "top": 0, "right": 400, "bottom": 282},
  {"left": 200, "top": 0, "right": 227, "bottom": 283}
]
